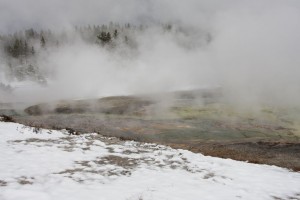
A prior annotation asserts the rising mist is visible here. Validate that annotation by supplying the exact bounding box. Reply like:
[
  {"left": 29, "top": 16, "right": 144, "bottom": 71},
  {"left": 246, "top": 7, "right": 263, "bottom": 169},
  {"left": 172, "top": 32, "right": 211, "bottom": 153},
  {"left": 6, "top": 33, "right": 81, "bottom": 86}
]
[{"left": 0, "top": 0, "right": 300, "bottom": 108}]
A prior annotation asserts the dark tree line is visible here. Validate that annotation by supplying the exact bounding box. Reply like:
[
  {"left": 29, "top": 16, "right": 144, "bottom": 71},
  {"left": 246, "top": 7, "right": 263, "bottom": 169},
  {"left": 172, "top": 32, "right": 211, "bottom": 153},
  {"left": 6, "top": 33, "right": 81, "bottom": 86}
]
[
  {"left": 0, "top": 23, "right": 140, "bottom": 83},
  {"left": 5, "top": 38, "right": 35, "bottom": 58},
  {"left": 0, "top": 22, "right": 200, "bottom": 84},
  {"left": 3, "top": 34, "right": 48, "bottom": 58},
  {"left": 97, "top": 31, "right": 112, "bottom": 44},
  {"left": 0, "top": 22, "right": 162, "bottom": 58}
]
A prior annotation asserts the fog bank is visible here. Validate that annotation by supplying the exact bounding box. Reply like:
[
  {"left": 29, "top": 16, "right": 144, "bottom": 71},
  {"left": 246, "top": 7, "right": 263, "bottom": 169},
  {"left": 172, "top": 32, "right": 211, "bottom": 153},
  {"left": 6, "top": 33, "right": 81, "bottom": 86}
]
[{"left": 0, "top": 0, "right": 300, "bottom": 108}]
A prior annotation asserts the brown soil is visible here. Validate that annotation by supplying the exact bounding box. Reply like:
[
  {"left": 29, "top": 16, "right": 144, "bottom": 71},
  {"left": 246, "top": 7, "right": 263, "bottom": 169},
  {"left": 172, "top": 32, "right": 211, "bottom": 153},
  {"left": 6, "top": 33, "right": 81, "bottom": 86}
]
[{"left": 168, "top": 142, "right": 300, "bottom": 171}]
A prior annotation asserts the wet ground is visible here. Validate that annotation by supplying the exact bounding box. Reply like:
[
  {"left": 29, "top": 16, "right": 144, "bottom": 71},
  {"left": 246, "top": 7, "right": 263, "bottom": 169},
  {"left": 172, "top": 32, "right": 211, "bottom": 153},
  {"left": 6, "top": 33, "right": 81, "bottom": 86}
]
[
  {"left": 2, "top": 91, "right": 300, "bottom": 171},
  {"left": 13, "top": 112, "right": 300, "bottom": 171}
]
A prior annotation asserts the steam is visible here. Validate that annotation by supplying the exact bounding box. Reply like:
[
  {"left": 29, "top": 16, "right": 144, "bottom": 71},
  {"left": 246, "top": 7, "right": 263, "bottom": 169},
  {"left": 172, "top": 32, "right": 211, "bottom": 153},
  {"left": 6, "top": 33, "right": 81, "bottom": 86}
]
[{"left": 0, "top": 0, "right": 300, "bottom": 108}]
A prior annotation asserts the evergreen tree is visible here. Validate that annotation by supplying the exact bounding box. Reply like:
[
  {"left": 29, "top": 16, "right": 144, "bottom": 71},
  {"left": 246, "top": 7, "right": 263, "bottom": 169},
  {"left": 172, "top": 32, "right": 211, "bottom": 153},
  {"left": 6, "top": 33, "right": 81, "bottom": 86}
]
[
  {"left": 31, "top": 46, "right": 35, "bottom": 55},
  {"left": 40, "top": 36, "right": 46, "bottom": 48},
  {"left": 106, "top": 32, "right": 111, "bottom": 42},
  {"left": 12, "top": 38, "right": 21, "bottom": 57},
  {"left": 25, "top": 28, "right": 36, "bottom": 39},
  {"left": 97, "top": 32, "right": 106, "bottom": 43},
  {"left": 113, "top": 29, "right": 118, "bottom": 39},
  {"left": 97, "top": 32, "right": 112, "bottom": 44},
  {"left": 24, "top": 41, "right": 29, "bottom": 56}
]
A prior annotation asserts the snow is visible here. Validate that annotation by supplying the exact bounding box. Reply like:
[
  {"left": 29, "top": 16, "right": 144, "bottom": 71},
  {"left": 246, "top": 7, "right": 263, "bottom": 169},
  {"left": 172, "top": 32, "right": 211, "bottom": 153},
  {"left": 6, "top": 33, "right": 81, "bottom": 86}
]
[{"left": 0, "top": 121, "right": 299, "bottom": 200}]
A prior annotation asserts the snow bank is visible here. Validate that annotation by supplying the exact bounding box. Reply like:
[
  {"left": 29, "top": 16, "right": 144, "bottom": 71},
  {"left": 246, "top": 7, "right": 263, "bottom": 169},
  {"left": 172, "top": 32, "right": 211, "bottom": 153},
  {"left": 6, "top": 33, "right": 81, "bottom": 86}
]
[{"left": 0, "top": 122, "right": 299, "bottom": 200}]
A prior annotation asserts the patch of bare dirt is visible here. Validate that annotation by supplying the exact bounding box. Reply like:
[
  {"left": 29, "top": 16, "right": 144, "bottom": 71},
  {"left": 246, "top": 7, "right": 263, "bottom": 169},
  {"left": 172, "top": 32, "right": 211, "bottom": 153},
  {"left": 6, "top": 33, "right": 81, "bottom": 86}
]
[{"left": 168, "top": 141, "right": 300, "bottom": 171}]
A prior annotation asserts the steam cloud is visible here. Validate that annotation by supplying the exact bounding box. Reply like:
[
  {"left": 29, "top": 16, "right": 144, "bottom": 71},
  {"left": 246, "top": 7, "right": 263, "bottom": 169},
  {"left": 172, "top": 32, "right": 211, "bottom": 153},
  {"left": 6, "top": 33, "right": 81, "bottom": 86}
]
[{"left": 0, "top": 0, "right": 300, "bottom": 107}]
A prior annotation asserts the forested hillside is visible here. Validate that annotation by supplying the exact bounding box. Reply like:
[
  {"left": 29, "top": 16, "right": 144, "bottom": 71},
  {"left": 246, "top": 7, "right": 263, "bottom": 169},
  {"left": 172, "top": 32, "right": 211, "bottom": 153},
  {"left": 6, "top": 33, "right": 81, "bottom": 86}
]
[{"left": 0, "top": 23, "right": 211, "bottom": 90}]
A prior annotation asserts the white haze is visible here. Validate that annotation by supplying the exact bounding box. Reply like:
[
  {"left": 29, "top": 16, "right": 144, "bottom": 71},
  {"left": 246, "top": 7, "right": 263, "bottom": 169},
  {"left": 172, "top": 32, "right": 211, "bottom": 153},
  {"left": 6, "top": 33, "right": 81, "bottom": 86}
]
[{"left": 0, "top": 0, "right": 300, "bottom": 107}]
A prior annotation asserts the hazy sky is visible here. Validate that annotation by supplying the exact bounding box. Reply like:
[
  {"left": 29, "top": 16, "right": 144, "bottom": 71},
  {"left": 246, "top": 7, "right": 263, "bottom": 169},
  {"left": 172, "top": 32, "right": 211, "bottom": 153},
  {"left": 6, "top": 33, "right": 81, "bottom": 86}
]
[{"left": 1, "top": 0, "right": 298, "bottom": 33}]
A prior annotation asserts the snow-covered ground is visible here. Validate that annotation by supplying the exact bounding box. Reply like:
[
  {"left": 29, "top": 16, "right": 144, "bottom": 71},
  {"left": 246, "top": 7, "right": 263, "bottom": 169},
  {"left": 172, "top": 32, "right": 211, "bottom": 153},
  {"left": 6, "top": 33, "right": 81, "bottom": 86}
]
[{"left": 0, "top": 121, "right": 299, "bottom": 200}]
